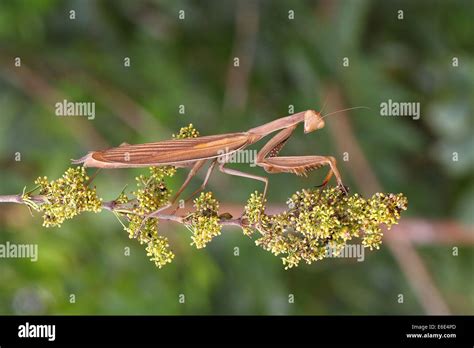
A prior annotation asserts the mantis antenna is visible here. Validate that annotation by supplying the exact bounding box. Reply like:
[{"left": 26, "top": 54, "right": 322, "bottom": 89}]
[
  {"left": 321, "top": 106, "right": 371, "bottom": 120},
  {"left": 319, "top": 95, "right": 330, "bottom": 117}
]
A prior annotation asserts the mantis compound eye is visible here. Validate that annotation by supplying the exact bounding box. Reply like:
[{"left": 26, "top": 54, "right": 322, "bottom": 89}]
[{"left": 304, "top": 110, "right": 325, "bottom": 133}]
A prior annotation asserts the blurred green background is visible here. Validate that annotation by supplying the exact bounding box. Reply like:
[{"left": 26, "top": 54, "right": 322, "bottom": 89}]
[{"left": 0, "top": 0, "right": 473, "bottom": 315}]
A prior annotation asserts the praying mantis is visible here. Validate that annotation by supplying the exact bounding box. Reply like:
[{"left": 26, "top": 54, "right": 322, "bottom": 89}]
[{"left": 73, "top": 108, "right": 366, "bottom": 215}]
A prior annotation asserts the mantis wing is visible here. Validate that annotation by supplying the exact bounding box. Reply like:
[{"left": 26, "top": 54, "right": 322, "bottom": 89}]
[{"left": 72, "top": 132, "right": 251, "bottom": 168}]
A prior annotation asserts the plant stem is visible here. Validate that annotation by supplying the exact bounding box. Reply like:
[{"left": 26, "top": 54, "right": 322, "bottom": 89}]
[
  {"left": 0, "top": 195, "right": 23, "bottom": 204},
  {"left": 0, "top": 194, "right": 45, "bottom": 204},
  {"left": 0, "top": 194, "right": 244, "bottom": 227}
]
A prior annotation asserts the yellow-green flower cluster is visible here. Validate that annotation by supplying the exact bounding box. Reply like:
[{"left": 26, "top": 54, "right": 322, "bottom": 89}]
[
  {"left": 186, "top": 192, "right": 222, "bottom": 249},
  {"left": 32, "top": 167, "right": 102, "bottom": 227},
  {"left": 359, "top": 193, "right": 407, "bottom": 250},
  {"left": 242, "top": 191, "right": 267, "bottom": 232},
  {"left": 118, "top": 166, "right": 176, "bottom": 268},
  {"left": 172, "top": 123, "right": 200, "bottom": 139},
  {"left": 132, "top": 168, "right": 174, "bottom": 219},
  {"left": 243, "top": 187, "right": 408, "bottom": 269},
  {"left": 125, "top": 214, "right": 174, "bottom": 268},
  {"left": 145, "top": 235, "right": 174, "bottom": 268}
]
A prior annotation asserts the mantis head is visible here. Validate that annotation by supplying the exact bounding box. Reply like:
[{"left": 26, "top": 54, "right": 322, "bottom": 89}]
[{"left": 304, "top": 110, "right": 325, "bottom": 133}]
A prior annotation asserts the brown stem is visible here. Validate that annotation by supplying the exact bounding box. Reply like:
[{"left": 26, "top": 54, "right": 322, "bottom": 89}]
[
  {"left": 0, "top": 194, "right": 245, "bottom": 228},
  {"left": 0, "top": 194, "right": 46, "bottom": 204},
  {"left": 0, "top": 195, "right": 23, "bottom": 204}
]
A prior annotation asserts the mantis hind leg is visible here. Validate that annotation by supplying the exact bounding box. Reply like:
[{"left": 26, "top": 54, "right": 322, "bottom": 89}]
[
  {"left": 183, "top": 160, "right": 217, "bottom": 203},
  {"left": 136, "top": 160, "right": 207, "bottom": 235},
  {"left": 170, "top": 160, "right": 217, "bottom": 214},
  {"left": 170, "top": 159, "right": 207, "bottom": 205},
  {"left": 217, "top": 161, "right": 269, "bottom": 225}
]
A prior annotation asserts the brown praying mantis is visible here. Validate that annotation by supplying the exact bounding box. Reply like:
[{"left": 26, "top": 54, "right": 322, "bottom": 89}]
[{"left": 73, "top": 108, "right": 367, "bottom": 217}]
